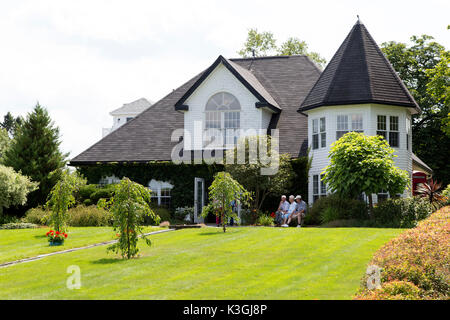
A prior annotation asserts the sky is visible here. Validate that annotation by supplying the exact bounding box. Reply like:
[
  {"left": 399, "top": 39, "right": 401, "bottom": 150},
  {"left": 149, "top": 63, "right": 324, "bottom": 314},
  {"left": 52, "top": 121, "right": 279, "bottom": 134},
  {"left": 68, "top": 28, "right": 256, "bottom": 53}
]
[{"left": 0, "top": 0, "right": 448, "bottom": 159}]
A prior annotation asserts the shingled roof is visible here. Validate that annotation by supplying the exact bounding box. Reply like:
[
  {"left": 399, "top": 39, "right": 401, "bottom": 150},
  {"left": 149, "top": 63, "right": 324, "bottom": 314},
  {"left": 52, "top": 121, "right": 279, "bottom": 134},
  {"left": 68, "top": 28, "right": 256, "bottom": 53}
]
[
  {"left": 299, "top": 20, "right": 420, "bottom": 113},
  {"left": 69, "top": 55, "right": 321, "bottom": 165}
]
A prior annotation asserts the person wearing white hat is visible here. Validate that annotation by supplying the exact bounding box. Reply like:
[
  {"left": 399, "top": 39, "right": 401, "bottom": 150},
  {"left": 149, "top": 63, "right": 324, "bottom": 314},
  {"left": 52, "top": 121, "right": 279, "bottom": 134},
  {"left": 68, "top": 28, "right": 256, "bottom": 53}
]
[{"left": 288, "top": 195, "right": 307, "bottom": 227}]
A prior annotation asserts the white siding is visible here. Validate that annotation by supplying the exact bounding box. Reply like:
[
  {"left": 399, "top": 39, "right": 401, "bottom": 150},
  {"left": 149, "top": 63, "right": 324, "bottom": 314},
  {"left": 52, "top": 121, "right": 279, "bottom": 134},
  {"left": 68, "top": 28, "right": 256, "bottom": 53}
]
[
  {"left": 182, "top": 63, "right": 274, "bottom": 150},
  {"left": 306, "top": 103, "right": 413, "bottom": 204}
]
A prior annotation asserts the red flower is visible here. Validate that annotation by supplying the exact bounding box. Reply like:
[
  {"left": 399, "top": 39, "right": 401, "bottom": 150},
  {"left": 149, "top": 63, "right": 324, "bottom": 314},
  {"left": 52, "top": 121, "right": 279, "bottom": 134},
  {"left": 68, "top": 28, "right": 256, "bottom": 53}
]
[
  {"left": 270, "top": 212, "right": 275, "bottom": 218},
  {"left": 64, "top": 234, "right": 68, "bottom": 238}
]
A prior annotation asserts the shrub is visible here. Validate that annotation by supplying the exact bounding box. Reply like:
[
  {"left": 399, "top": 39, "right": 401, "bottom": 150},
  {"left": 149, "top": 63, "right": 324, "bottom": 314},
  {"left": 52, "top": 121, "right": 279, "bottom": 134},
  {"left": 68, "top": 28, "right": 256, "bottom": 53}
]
[
  {"left": 355, "top": 206, "right": 450, "bottom": 300},
  {"left": 77, "top": 184, "right": 99, "bottom": 203},
  {"left": 320, "top": 207, "right": 340, "bottom": 224},
  {"left": 90, "top": 186, "right": 115, "bottom": 204},
  {"left": 0, "top": 222, "right": 39, "bottom": 229},
  {"left": 148, "top": 205, "right": 171, "bottom": 225},
  {"left": 307, "top": 194, "right": 368, "bottom": 225},
  {"left": 372, "top": 196, "right": 433, "bottom": 228},
  {"left": 0, "top": 213, "right": 20, "bottom": 225},
  {"left": 355, "top": 281, "right": 422, "bottom": 300},
  {"left": 174, "top": 207, "right": 194, "bottom": 221},
  {"left": 23, "top": 207, "right": 50, "bottom": 225},
  {"left": 442, "top": 184, "right": 450, "bottom": 205},
  {"left": 256, "top": 214, "right": 274, "bottom": 226},
  {"left": 67, "top": 205, "right": 112, "bottom": 227}
]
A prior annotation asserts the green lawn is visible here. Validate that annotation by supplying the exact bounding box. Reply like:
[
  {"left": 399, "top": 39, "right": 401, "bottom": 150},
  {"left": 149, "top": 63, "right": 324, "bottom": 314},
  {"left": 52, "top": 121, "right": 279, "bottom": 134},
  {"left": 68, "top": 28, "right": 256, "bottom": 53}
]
[
  {"left": 0, "top": 226, "right": 161, "bottom": 264},
  {"left": 0, "top": 226, "right": 402, "bottom": 299}
]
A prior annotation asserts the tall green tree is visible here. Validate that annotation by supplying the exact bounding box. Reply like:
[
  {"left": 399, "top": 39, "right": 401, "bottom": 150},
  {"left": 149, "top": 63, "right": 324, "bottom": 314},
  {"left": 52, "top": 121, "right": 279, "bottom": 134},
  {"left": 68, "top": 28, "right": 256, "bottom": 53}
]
[
  {"left": 238, "top": 29, "right": 326, "bottom": 68},
  {"left": 381, "top": 35, "right": 450, "bottom": 185},
  {"left": 322, "top": 132, "right": 409, "bottom": 212},
  {"left": 238, "top": 28, "right": 277, "bottom": 58},
  {"left": 278, "top": 37, "right": 326, "bottom": 67},
  {"left": 0, "top": 128, "right": 9, "bottom": 162},
  {"left": 1, "top": 112, "right": 22, "bottom": 137},
  {"left": 2, "top": 103, "right": 67, "bottom": 211}
]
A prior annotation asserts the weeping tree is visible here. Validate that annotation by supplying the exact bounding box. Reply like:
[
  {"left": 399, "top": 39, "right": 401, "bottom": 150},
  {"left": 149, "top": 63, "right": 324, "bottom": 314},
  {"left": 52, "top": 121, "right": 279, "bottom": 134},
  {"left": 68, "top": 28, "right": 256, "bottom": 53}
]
[
  {"left": 98, "top": 178, "right": 159, "bottom": 259},
  {"left": 46, "top": 170, "right": 86, "bottom": 232},
  {"left": 202, "top": 172, "right": 252, "bottom": 232},
  {"left": 322, "top": 132, "right": 409, "bottom": 213}
]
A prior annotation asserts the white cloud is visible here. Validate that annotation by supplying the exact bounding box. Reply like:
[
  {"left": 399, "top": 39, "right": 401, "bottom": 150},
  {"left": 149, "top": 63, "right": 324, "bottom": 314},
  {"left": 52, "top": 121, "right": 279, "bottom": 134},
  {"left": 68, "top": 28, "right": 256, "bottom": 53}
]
[{"left": 0, "top": 0, "right": 448, "bottom": 159}]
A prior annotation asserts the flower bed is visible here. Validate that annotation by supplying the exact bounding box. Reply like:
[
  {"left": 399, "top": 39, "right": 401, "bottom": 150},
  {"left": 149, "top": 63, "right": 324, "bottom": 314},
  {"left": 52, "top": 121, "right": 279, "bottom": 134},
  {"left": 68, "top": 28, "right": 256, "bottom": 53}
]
[{"left": 354, "top": 206, "right": 449, "bottom": 300}]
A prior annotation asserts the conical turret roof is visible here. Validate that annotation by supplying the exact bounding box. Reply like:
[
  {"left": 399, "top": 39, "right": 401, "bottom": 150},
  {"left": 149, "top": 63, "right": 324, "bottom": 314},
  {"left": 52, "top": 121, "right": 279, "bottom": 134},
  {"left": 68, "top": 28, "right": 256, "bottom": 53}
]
[{"left": 299, "top": 20, "right": 420, "bottom": 113}]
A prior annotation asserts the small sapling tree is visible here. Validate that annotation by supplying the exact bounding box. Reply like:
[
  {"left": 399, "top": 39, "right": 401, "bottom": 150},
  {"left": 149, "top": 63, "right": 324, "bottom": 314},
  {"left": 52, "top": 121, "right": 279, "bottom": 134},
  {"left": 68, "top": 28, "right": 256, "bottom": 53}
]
[
  {"left": 202, "top": 171, "right": 252, "bottom": 232},
  {"left": 46, "top": 170, "right": 86, "bottom": 232},
  {"left": 98, "top": 177, "right": 159, "bottom": 259}
]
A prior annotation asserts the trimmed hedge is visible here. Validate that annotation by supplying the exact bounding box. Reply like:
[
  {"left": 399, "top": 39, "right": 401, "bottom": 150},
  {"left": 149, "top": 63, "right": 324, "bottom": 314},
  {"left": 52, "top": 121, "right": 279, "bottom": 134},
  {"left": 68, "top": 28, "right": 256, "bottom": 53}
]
[
  {"left": 354, "top": 206, "right": 450, "bottom": 300},
  {"left": 305, "top": 194, "right": 368, "bottom": 225}
]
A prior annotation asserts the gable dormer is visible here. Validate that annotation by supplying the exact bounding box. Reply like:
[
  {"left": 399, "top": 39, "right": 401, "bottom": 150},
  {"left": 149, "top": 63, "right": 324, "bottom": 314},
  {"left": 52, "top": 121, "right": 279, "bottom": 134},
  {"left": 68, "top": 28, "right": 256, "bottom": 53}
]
[{"left": 176, "top": 55, "right": 281, "bottom": 150}]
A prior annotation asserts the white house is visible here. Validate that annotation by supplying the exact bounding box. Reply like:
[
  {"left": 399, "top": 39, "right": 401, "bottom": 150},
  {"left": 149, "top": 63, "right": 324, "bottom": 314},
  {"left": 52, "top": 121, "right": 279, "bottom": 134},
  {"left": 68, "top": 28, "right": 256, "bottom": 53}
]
[
  {"left": 70, "top": 19, "right": 431, "bottom": 215},
  {"left": 102, "top": 98, "right": 153, "bottom": 137}
]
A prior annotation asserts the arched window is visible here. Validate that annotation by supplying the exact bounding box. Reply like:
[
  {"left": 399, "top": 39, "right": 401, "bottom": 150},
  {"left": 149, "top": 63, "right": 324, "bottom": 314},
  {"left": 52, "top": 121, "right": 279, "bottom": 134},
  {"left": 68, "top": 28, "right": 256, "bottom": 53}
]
[{"left": 205, "top": 92, "right": 241, "bottom": 146}]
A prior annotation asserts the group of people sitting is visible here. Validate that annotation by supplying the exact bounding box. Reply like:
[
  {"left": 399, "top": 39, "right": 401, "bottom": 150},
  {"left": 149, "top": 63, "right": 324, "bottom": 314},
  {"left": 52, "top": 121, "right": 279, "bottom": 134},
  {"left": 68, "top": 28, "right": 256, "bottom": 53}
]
[{"left": 275, "top": 195, "right": 307, "bottom": 228}]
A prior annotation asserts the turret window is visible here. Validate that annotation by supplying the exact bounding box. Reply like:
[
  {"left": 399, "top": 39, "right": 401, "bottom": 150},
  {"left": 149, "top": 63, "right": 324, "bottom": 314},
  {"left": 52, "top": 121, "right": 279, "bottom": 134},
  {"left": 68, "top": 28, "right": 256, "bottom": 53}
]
[
  {"left": 312, "top": 117, "right": 326, "bottom": 149},
  {"left": 377, "top": 115, "right": 399, "bottom": 148},
  {"left": 336, "top": 114, "right": 363, "bottom": 140}
]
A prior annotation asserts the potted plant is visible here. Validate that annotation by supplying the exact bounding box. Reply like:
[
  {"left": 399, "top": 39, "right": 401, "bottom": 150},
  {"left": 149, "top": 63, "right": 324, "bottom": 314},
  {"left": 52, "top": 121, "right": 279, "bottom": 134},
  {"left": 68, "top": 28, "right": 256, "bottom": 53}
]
[{"left": 46, "top": 229, "right": 67, "bottom": 246}]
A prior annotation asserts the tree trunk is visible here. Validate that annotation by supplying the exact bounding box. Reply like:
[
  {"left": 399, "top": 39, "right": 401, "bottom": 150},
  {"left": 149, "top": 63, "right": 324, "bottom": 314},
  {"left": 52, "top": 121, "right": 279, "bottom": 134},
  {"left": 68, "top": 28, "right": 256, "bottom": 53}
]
[{"left": 222, "top": 197, "right": 226, "bottom": 233}]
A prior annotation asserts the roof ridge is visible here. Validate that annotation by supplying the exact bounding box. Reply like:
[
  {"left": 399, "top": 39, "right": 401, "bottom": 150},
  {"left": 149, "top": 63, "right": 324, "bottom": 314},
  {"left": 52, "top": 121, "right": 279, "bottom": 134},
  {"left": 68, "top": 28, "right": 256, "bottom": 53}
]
[
  {"left": 229, "top": 55, "right": 304, "bottom": 61},
  {"left": 359, "top": 24, "right": 375, "bottom": 99}
]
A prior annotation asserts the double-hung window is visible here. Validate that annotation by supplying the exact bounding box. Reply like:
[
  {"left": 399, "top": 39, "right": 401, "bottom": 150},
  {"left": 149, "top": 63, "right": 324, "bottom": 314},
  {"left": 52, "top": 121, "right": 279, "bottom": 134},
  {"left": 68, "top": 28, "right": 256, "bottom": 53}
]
[
  {"left": 377, "top": 115, "right": 387, "bottom": 139},
  {"left": 205, "top": 92, "right": 241, "bottom": 147},
  {"left": 336, "top": 114, "right": 363, "bottom": 140},
  {"left": 406, "top": 117, "right": 411, "bottom": 151},
  {"left": 312, "top": 117, "right": 326, "bottom": 149},
  {"left": 389, "top": 116, "right": 399, "bottom": 147},
  {"left": 336, "top": 115, "right": 349, "bottom": 140},
  {"left": 377, "top": 115, "right": 399, "bottom": 148},
  {"left": 313, "top": 174, "right": 327, "bottom": 202}
]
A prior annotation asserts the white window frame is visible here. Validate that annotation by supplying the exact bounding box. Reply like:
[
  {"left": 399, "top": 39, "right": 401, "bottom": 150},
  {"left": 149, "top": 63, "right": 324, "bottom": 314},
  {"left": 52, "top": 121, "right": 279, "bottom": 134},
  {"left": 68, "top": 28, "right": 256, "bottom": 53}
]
[
  {"left": 148, "top": 179, "right": 174, "bottom": 207},
  {"left": 336, "top": 114, "right": 363, "bottom": 140},
  {"left": 377, "top": 115, "right": 399, "bottom": 148},
  {"left": 313, "top": 174, "right": 327, "bottom": 202},
  {"left": 204, "top": 92, "right": 241, "bottom": 148}
]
